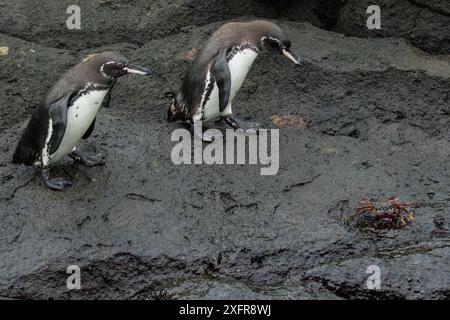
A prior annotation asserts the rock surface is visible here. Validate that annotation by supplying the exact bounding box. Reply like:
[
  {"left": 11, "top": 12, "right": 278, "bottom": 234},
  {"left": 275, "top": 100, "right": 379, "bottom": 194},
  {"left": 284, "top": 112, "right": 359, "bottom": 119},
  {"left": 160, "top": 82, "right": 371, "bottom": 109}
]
[
  {"left": 337, "top": 0, "right": 450, "bottom": 55},
  {"left": 0, "top": 0, "right": 449, "bottom": 299}
]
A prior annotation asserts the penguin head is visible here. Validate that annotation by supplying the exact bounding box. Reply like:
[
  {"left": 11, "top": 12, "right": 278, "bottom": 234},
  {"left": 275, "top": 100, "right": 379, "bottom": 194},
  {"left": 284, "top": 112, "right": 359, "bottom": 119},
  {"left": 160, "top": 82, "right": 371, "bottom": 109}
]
[
  {"left": 260, "top": 25, "right": 303, "bottom": 66},
  {"left": 84, "top": 51, "right": 152, "bottom": 79}
]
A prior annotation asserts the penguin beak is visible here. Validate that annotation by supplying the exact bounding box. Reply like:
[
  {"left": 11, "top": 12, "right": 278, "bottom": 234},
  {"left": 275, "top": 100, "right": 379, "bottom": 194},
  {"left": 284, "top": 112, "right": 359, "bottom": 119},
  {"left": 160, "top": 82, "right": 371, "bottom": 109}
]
[
  {"left": 124, "top": 64, "right": 152, "bottom": 75},
  {"left": 282, "top": 49, "right": 303, "bottom": 66}
]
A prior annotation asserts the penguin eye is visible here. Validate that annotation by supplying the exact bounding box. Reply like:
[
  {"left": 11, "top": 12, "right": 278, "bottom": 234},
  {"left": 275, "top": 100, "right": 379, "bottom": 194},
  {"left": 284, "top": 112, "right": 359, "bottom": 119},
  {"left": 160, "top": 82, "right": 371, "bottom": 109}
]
[{"left": 116, "top": 63, "right": 125, "bottom": 69}]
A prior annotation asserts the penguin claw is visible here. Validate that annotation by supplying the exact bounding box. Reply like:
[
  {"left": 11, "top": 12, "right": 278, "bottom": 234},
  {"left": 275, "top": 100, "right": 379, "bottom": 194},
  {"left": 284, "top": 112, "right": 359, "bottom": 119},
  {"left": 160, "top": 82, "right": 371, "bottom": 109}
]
[
  {"left": 222, "top": 116, "right": 263, "bottom": 132},
  {"left": 46, "top": 178, "right": 73, "bottom": 191},
  {"left": 41, "top": 169, "right": 73, "bottom": 191},
  {"left": 70, "top": 151, "right": 105, "bottom": 167}
]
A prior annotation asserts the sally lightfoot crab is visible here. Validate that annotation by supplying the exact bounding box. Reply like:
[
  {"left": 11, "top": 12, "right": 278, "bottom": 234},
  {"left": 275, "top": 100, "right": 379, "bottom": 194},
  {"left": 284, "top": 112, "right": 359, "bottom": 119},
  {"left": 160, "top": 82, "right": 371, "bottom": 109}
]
[{"left": 348, "top": 197, "right": 414, "bottom": 230}]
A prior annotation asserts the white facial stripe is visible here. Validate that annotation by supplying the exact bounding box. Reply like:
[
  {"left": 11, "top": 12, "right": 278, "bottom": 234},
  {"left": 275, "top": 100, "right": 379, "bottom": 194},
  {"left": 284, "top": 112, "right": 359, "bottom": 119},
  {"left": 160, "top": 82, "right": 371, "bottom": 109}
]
[
  {"left": 100, "top": 61, "right": 116, "bottom": 78},
  {"left": 261, "top": 36, "right": 283, "bottom": 47}
]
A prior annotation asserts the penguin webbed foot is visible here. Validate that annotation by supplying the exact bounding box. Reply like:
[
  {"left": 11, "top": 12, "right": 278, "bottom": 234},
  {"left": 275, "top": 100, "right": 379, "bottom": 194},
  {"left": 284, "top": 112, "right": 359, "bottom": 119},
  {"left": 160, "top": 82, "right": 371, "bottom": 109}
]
[
  {"left": 70, "top": 150, "right": 105, "bottom": 167},
  {"left": 222, "top": 115, "right": 262, "bottom": 132},
  {"left": 41, "top": 168, "right": 73, "bottom": 191}
]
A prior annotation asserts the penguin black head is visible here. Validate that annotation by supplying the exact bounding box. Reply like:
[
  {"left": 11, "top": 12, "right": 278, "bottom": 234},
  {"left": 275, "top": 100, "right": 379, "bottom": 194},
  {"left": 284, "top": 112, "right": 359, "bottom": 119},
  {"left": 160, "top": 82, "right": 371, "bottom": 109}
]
[
  {"left": 83, "top": 51, "right": 152, "bottom": 79},
  {"left": 260, "top": 23, "right": 303, "bottom": 66}
]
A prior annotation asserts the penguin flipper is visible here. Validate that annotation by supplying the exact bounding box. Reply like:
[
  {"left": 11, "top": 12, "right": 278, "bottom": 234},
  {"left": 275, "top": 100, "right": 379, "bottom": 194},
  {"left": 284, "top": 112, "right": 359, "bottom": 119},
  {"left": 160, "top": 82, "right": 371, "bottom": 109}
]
[
  {"left": 12, "top": 92, "right": 74, "bottom": 165},
  {"left": 82, "top": 117, "right": 96, "bottom": 140},
  {"left": 211, "top": 48, "right": 231, "bottom": 113},
  {"left": 12, "top": 127, "right": 40, "bottom": 165},
  {"left": 48, "top": 92, "right": 75, "bottom": 155}
]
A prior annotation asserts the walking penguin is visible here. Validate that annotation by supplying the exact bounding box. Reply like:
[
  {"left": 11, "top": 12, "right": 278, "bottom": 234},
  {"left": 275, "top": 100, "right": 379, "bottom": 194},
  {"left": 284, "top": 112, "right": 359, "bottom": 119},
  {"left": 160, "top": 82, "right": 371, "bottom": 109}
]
[
  {"left": 12, "top": 51, "right": 151, "bottom": 191},
  {"left": 167, "top": 20, "right": 302, "bottom": 141}
]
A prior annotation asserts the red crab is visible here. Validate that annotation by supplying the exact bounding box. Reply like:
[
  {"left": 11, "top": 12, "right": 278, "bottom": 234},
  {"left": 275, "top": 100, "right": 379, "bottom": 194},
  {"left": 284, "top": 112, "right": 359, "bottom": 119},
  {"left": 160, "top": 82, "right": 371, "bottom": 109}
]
[{"left": 349, "top": 197, "right": 414, "bottom": 230}]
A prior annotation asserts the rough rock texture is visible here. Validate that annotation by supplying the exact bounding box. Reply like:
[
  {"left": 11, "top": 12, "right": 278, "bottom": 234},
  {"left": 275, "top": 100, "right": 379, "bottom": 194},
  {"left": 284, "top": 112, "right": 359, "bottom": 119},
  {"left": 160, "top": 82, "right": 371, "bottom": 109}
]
[
  {"left": 337, "top": 0, "right": 450, "bottom": 55},
  {"left": 1, "top": 0, "right": 450, "bottom": 299}
]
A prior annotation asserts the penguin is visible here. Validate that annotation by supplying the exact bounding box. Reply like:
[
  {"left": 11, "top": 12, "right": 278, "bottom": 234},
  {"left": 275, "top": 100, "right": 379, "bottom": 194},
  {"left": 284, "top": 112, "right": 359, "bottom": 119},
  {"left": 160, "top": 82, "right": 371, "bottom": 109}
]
[
  {"left": 167, "top": 20, "right": 302, "bottom": 141},
  {"left": 12, "top": 51, "right": 151, "bottom": 191}
]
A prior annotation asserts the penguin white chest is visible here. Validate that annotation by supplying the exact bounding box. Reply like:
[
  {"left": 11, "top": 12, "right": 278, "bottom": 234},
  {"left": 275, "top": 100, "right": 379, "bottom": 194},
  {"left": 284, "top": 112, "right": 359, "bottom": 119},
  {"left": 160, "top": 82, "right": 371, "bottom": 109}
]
[
  {"left": 200, "top": 48, "right": 258, "bottom": 121},
  {"left": 227, "top": 48, "right": 258, "bottom": 101},
  {"left": 50, "top": 89, "right": 108, "bottom": 163}
]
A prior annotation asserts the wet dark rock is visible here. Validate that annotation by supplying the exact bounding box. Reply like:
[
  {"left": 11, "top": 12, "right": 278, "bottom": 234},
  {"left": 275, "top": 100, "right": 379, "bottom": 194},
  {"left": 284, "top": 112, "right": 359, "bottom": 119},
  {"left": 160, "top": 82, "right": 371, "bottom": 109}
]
[
  {"left": 271, "top": 0, "right": 347, "bottom": 29},
  {"left": 337, "top": 0, "right": 450, "bottom": 55},
  {"left": 0, "top": 0, "right": 278, "bottom": 50}
]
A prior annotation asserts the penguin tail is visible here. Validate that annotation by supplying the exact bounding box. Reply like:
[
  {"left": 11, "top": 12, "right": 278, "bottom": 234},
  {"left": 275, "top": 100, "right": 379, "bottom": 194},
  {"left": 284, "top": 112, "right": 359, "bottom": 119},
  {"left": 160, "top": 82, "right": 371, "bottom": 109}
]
[{"left": 12, "top": 136, "right": 38, "bottom": 166}]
